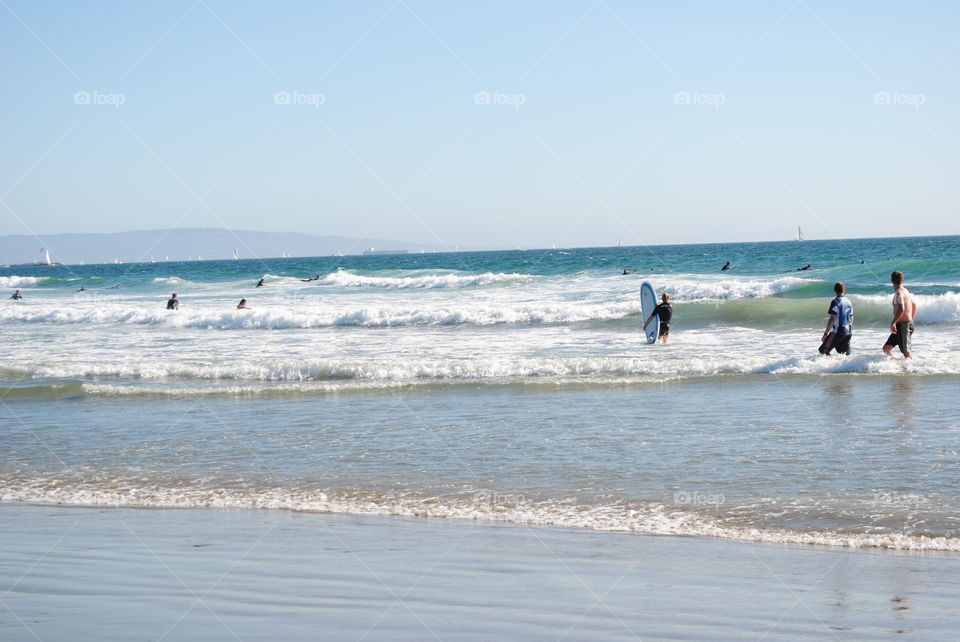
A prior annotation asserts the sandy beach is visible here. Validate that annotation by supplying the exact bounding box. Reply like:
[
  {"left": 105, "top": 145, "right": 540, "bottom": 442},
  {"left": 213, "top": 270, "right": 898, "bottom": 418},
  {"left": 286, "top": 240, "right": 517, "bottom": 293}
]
[{"left": 2, "top": 503, "right": 958, "bottom": 641}]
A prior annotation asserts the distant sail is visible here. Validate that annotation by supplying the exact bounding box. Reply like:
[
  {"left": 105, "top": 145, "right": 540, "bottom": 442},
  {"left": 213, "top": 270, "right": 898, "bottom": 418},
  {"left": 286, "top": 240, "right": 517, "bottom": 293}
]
[
  {"left": 795, "top": 226, "right": 805, "bottom": 242},
  {"left": 39, "top": 248, "right": 51, "bottom": 265},
  {"left": 232, "top": 248, "right": 240, "bottom": 260}
]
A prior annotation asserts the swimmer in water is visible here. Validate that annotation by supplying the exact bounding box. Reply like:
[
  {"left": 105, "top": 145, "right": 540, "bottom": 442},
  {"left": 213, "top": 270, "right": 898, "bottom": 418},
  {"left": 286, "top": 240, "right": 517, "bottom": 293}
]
[
  {"left": 166, "top": 293, "right": 179, "bottom": 310},
  {"left": 236, "top": 298, "right": 251, "bottom": 310},
  {"left": 10, "top": 289, "right": 22, "bottom": 300},
  {"left": 300, "top": 274, "right": 321, "bottom": 282},
  {"left": 255, "top": 278, "right": 266, "bottom": 288},
  {"left": 721, "top": 261, "right": 731, "bottom": 271}
]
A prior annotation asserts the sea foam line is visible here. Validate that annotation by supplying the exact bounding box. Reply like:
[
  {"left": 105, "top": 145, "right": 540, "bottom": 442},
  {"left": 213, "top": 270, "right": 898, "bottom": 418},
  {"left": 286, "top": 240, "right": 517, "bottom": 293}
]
[{"left": 3, "top": 485, "right": 958, "bottom": 552}]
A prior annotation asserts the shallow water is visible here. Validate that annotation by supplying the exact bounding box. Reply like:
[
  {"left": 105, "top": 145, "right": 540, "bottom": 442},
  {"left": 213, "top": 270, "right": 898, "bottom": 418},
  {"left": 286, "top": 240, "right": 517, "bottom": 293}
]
[{"left": 2, "top": 236, "right": 959, "bottom": 549}]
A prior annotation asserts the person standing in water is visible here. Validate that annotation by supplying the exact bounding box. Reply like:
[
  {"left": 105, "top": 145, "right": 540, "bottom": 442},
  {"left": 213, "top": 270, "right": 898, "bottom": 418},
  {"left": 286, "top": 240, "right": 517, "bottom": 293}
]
[
  {"left": 883, "top": 271, "right": 918, "bottom": 359},
  {"left": 10, "top": 289, "right": 22, "bottom": 300},
  {"left": 819, "top": 282, "right": 854, "bottom": 356},
  {"left": 236, "top": 298, "right": 251, "bottom": 309},
  {"left": 166, "top": 293, "right": 179, "bottom": 310},
  {"left": 644, "top": 293, "right": 673, "bottom": 344}
]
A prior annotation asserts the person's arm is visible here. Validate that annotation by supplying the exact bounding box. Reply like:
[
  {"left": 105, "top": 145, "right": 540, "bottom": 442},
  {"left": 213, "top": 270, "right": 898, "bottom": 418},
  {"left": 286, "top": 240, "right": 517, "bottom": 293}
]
[
  {"left": 643, "top": 313, "right": 654, "bottom": 329},
  {"left": 822, "top": 314, "right": 836, "bottom": 341},
  {"left": 891, "top": 294, "right": 904, "bottom": 332}
]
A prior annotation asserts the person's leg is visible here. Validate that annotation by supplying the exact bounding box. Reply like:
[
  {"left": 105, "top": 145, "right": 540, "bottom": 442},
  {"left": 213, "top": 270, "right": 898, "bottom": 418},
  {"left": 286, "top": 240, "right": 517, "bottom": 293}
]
[
  {"left": 835, "top": 333, "right": 851, "bottom": 356},
  {"left": 883, "top": 333, "right": 897, "bottom": 356},
  {"left": 900, "top": 322, "right": 913, "bottom": 359}
]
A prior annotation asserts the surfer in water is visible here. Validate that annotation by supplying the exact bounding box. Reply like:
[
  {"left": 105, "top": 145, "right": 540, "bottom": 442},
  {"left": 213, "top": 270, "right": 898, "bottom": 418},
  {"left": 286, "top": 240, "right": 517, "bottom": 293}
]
[
  {"left": 797, "top": 264, "right": 812, "bottom": 271},
  {"left": 166, "top": 293, "right": 179, "bottom": 310},
  {"left": 819, "top": 282, "right": 854, "bottom": 356},
  {"left": 255, "top": 278, "right": 266, "bottom": 288},
  {"left": 622, "top": 269, "right": 635, "bottom": 275},
  {"left": 301, "top": 274, "right": 321, "bottom": 282},
  {"left": 644, "top": 293, "right": 673, "bottom": 344},
  {"left": 721, "top": 261, "right": 731, "bottom": 271},
  {"left": 236, "top": 298, "right": 251, "bottom": 310},
  {"left": 883, "top": 271, "right": 917, "bottom": 359},
  {"left": 10, "top": 289, "right": 22, "bottom": 300}
]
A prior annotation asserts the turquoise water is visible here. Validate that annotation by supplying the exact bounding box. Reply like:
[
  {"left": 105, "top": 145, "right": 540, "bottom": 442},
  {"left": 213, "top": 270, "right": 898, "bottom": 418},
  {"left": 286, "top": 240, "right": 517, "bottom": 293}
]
[{"left": 1, "top": 235, "right": 959, "bottom": 550}]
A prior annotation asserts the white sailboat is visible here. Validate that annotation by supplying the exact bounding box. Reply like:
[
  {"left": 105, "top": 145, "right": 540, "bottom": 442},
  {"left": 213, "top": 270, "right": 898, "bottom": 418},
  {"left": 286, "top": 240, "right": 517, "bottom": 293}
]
[
  {"left": 794, "top": 226, "right": 805, "bottom": 242},
  {"left": 232, "top": 248, "right": 240, "bottom": 260}
]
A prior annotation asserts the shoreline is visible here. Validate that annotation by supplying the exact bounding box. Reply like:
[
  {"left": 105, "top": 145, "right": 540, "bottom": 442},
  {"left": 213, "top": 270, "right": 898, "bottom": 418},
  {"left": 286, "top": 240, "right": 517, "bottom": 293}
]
[
  {"left": 4, "top": 493, "right": 960, "bottom": 554},
  {"left": 3, "top": 503, "right": 959, "bottom": 641}
]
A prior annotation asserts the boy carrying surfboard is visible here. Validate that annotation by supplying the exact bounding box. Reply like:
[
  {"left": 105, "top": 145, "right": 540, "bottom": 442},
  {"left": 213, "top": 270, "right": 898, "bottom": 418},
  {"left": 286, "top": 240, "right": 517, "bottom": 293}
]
[{"left": 644, "top": 293, "right": 673, "bottom": 344}]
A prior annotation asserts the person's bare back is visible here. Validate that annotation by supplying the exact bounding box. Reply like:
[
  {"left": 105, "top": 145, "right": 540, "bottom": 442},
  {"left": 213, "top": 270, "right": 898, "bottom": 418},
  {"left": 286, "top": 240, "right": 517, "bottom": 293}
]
[{"left": 892, "top": 287, "right": 917, "bottom": 323}]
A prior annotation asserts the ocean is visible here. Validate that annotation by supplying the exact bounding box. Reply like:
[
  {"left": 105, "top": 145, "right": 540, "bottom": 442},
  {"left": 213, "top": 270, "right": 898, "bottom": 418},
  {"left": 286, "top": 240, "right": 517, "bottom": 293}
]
[{"left": 2, "top": 235, "right": 959, "bottom": 552}]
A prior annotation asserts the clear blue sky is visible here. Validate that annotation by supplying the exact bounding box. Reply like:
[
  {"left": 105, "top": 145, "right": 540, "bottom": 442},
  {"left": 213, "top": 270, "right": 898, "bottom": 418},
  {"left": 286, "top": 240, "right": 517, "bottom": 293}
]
[{"left": 1, "top": 1, "right": 958, "bottom": 248}]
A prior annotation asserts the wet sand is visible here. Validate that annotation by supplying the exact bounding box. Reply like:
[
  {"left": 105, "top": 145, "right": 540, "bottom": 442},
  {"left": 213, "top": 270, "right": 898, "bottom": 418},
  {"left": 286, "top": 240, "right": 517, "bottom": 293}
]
[{"left": 1, "top": 503, "right": 958, "bottom": 641}]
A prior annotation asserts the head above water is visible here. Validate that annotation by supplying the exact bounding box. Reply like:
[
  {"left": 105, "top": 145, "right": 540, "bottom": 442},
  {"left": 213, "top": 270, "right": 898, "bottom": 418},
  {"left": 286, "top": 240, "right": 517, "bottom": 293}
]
[
  {"left": 891, "top": 271, "right": 904, "bottom": 287},
  {"left": 834, "top": 282, "right": 845, "bottom": 295}
]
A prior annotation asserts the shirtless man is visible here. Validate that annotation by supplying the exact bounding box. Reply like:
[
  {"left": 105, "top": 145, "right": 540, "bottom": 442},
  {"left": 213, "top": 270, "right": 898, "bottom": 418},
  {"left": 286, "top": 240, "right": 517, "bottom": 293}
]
[{"left": 882, "top": 271, "right": 917, "bottom": 359}]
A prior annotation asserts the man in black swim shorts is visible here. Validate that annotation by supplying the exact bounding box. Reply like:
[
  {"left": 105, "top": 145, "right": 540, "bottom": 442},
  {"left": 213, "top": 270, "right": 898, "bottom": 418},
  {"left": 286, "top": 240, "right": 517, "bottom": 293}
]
[{"left": 882, "top": 271, "right": 917, "bottom": 359}]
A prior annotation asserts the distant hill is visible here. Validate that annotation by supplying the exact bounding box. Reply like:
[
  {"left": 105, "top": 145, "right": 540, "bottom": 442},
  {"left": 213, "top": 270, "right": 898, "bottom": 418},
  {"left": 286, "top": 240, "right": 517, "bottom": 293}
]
[{"left": 0, "top": 229, "right": 468, "bottom": 265}]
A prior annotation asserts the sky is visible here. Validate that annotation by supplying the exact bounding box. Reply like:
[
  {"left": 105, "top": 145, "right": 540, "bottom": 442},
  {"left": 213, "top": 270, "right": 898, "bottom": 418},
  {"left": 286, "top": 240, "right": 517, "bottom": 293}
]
[{"left": 1, "top": 1, "right": 958, "bottom": 249}]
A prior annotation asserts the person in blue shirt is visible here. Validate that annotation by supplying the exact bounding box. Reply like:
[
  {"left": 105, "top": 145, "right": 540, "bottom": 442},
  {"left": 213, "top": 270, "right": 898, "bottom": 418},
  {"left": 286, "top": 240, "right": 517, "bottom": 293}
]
[{"left": 819, "top": 282, "right": 854, "bottom": 356}]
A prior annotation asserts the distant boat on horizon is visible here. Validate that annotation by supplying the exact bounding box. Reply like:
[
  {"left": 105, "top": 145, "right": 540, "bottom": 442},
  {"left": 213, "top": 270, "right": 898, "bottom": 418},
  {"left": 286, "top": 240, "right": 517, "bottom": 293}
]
[
  {"left": 795, "top": 226, "right": 806, "bottom": 242},
  {"left": 34, "top": 248, "right": 61, "bottom": 266},
  {"left": 232, "top": 248, "right": 240, "bottom": 260}
]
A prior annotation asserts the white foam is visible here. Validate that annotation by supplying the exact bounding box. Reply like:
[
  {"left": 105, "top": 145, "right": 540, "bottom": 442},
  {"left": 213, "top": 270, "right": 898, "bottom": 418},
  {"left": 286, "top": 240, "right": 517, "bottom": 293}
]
[
  {"left": 0, "top": 276, "right": 41, "bottom": 288},
  {"left": 0, "top": 299, "right": 639, "bottom": 328},
  {"left": 3, "top": 484, "right": 958, "bottom": 552},
  {"left": 318, "top": 270, "right": 534, "bottom": 289},
  {"left": 854, "top": 292, "right": 960, "bottom": 324},
  {"left": 27, "top": 352, "right": 960, "bottom": 384},
  {"left": 663, "top": 276, "right": 810, "bottom": 301}
]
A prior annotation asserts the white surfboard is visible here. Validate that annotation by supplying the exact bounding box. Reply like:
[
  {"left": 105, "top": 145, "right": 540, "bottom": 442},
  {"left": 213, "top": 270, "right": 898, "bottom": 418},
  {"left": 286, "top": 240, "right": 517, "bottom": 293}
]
[{"left": 640, "top": 282, "right": 659, "bottom": 344}]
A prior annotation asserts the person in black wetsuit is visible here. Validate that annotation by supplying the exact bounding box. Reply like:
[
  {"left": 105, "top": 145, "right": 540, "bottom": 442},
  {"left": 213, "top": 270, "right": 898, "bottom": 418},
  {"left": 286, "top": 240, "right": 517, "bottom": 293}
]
[
  {"left": 166, "top": 293, "right": 179, "bottom": 310},
  {"left": 10, "top": 289, "right": 22, "bottom": 300},
  {"left": 255, "top": 278, "right": 266, "bottom": 288},
  {"left": 644, "top": 293, "right": 673, "bottom": 344},
  {"left": 721, "top": 261, "right": 731, "bottom": 271}
]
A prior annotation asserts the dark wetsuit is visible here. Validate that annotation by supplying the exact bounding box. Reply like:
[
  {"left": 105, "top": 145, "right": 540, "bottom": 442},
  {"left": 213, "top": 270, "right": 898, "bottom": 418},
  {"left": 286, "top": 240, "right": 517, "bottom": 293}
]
[
  {"left": 654, "top": 303, "right": 672, "bottom": 337},
  {"left": 166, "top": 298, "right": 179, "bottom": 310},
  {"left": 11, "top": 292, "right": 22, "bottom": 300}
]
